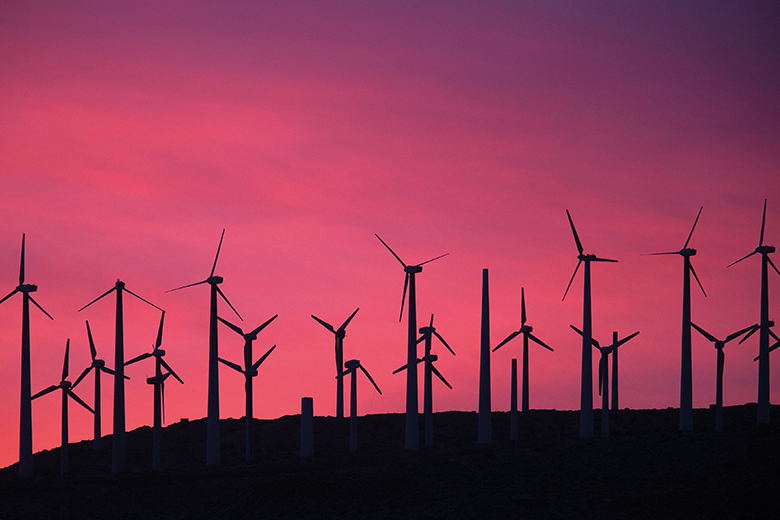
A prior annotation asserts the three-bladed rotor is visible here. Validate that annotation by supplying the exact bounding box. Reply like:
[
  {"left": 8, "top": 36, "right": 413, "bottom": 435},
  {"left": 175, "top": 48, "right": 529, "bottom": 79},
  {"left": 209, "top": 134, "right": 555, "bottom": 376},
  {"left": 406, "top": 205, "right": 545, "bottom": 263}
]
[
  {"left": 562, "top": 211, "right": 617, "bottom": 301},
  {"left": 342, "top": 359, "right": 382, "bottom": 394},
  {"left": 375, "top": 234, "right": 448, "bottom": 321},
  {"left": 728, "top": 199, "right": 779, "bottom": 274},
  {"left": 571, "top": 325, "right": 639, "bottom": 396},
  {"left": 32, "top": 339, "right": 94, "bottom": 414},
  {"left": 0, "top": 234, "right": 54, "bottom": 319},
  {"left": 312, "top": 308, "right": 358, "bottom": 340}
]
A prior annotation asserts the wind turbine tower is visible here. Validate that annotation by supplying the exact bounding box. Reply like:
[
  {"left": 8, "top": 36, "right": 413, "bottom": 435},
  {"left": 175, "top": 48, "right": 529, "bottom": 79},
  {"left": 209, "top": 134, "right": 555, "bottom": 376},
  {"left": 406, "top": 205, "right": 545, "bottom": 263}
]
[
  {"left": 342, "top": 359, "right": 382, "bottom": 452},
  {"left": 0, "top": 234, "right": 54, "bottom": 477},
  {"left": 728, "top": 199, "right": 779, "bottom": 424},
  {"left": 375, "top": 233, "right": 448, "bottom": 451},
  {"left": 124, "top": 311, "right": 184, "bottom": 470},
  {"left": 79, "top": 278, "right": 162, "bottom": 472},
  {"left": 33, "top": 339, "right": 94, "bottom": 475},
  {"left": 644, "top": 206, "right": 706, "bottom": 431},
  {"left": 218, "top": 314, "right": 277, "bottom": 461},
  {"left": 393, "top": 314, "right": 454, "bottom": 447},
  {"left": 562, "top": 210, "right": 617, "bottom": 439},
  {"left": 311, "top": 308, "right": 359, "bottom": 418},
  {"left": 71, "top": 320, "right": 126, "bottom": 450},
  {"left": 167, "top": 229, "right": 243, "bottom": 465}
]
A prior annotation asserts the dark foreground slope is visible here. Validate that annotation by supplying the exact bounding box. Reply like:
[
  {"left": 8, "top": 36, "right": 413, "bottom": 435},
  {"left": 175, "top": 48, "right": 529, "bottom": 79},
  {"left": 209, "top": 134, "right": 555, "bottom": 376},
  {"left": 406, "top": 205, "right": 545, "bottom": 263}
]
[{"left": 2, "top": 405, "right": 779, "bottom": 519}]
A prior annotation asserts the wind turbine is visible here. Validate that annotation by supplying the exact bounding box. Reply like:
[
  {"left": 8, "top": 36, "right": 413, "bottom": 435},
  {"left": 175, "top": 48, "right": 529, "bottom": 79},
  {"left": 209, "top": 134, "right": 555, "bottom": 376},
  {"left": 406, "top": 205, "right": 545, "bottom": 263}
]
[
  {"left": 342, "top": 359, "right": 382, "bottom": 452},
  {"left": 393, "top": 314, "right": 454, "bottom": 447},
  {"left": 70, "top": 320, "right": 126, "bottom": 450},
  {"left": 493, "top": 288, "right": 553, "bottom": 419},
  {"left": 124, "top": 311, "right": 184, "bottom": 470},
  {"left": 691, "top": 322, "right": 756, "bottom": 432},
  {"left": 167, "top": 229, "right": 242, "bottom": 466},
  {"left": 0, "top": 234, "right": 53, "bottom": 477},
  {"left": 375, "top": 233, "right": 448, "bottom": 450},
  {"left": 643, "top": 206, "right": 706, "bottom": 432},
  {"left": 217, "top": 314, "right": 277, "bottom": 461},
  {"left": 571, "top": 326, "right": 638, "bottom": 438},
  {"left": 562, "top": 210, "right": 617, "bottom": 439},
  {"left": 32, "top": 339, "right": 94, "bottom": 475},
  {"left": 79, "top": 278, "right": 162, "bottom": 473},
  {"left": 727, "top": 199, "right": 779, "bottom": 424},
  {"left": 311, "top": 308, "right": 359, "bottom": 419},
  {"left": 611, "top": 327, "right": 640, "bottom": 412}
]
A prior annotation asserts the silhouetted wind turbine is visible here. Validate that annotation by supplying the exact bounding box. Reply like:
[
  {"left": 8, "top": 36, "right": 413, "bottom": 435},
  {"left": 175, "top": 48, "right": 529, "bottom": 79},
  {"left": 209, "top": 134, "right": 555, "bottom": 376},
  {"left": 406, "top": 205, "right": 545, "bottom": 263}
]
[
  {"left": 493, "top": 288, "right": 553, "bottom": 419},
  {"left": 70, "top": 320, "right": 126, "bottom": 450},
  {"left": 746, "top": 322, "right": 779, "bottom": 361},
  {"left": 124, "top": 311, "right": 184, "bottom": 470},
  {"left": 562, "top": 210, "right": 617, "bottom": 439},
  {"left": 79, "top": 278, "right": 162, "bottom": 473},
  {"left": 32, "top": 339, "right": 94, "bottom": 475},
  {"left": 0, "top": 234, "right": 53, "bottom": 476},
  {"left": 342, "top": 359, "right": 382, "bottom": 452},
  {"left": 393, "top": 314, "right": 454, "bottom": 447},
  {"left": 375, "top": 233, "right": 448, "bottom": 450},
  {"left": 571, "top": 326, "right": 638, "bottom": 438},
  {"left": 611, "top": 328, "right": 640, "bottom": 412},
  {"left": 643, "top": 206, "right": 706, "bottom": 431},
  {"left": 167, "top": 229, "right": 242, "bottom": 466},
  {"left": 218, "top": 314, "right": 277, "bottom": 461},
  {"left": 727, "top": 199, "right": 779, "bottom": 424},
  {"left": 691, "top": 322, "right": 756, "bottom": 432},
  {"left": 311, "top": 308, "right": 359, "bottom": 419}
]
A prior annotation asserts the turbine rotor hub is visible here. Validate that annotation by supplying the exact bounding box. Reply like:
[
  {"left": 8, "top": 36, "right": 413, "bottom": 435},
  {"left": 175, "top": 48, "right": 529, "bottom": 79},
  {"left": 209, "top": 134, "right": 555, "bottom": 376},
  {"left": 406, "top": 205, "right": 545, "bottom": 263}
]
[
  {"left": 94, "top": 359, "right": 105, "bottom": 368},
  {"left": 520, "top": 325, "right": 533, "bottom": 333},
  {"left": 680, "top": 248, "right": 696, "bottom": 257},
  {"left": 335, "top": 330, "right": 346, "bottom": 339},
  {"left": 61, "top": 381, "right": 72, "bottom": 389},
  {"left": 418, "top": 326, "right": 434, "bottom": 334},
  {"left": 757, "top": 245, "right": 776, "bottom": 254},
  {"left": 344, "top": 359, "right": 360, "bottom": 370},
  {"left": 207, "top": 275, "right": 224, "bottom": 285},
  {"left": 247, "top": 368, "right": 258, "bottom": 377},
  {"left": 405, "top": 265, "right": 423, "bottom": 274},
  {"left": 154, "top": 349, "right": 165, "bottom": 357},
  {"left": 17, "top": 283, "right": 37, "bottom": 293}
]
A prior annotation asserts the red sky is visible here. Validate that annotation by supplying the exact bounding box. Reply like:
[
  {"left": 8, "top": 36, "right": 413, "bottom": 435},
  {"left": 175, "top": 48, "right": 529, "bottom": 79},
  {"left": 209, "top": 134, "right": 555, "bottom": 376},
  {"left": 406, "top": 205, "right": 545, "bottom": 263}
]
[{"left": 1, "top": 1, "right": 779, "bottom": 468}]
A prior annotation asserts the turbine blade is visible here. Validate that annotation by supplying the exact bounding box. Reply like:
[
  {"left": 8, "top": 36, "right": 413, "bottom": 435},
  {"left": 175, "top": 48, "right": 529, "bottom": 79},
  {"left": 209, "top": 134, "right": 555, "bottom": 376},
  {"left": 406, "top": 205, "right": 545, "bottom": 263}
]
[
  {"left": 570, "top": 324, "right": 599, "bottom": 348},
  {"left": 68, "top": 390, "right": 94, "bottom": 414},
  {"left": 155, "top": 311, "right": 165, "bottom": 349},
  {"left": 78, "top": 286, "right": 116, "bottom": 312},
  {"left": 28, "top": 295, "right": 54, "bottom": 320},
  {"left": 431, "top": 364, "right": 453, "bottom": 389},
  {"left": 562, "top": 260, "right": 582, "bottom": 301},
  {"left": 429, "top": 314, "right": 434, "bottom": 328},
  {"left": 165, "top": 279, "right": 209, "bottom": 293},
  {"left": 614, "top": 331, "right": 640, "bottom": 348},
  {"left": 125, "top": 352, "right": 152, "bottom": 366},
  {"left": 71, "top": 366, "right": 93, "bottom": 390},
  {"left": 85, "top": 321, "right": 97, "bottom": 360},
  {"left": 433, "top": 331, "right": 455, "bottom": 356},
  {"left": 417, "top": 252, "right": 449, "bottom": 266},
  {"left": 218, "top": 357, "right": 245, "bottom": 374},
  {"left": 392, "top": 363, "right": 408, "bottom": 374},
  {"left": 760, "top": 199, "right": 767, "bottom": 247},
  {"left": 218, "top": 316, "right": 245, "bottom": 336},
  {"left": 101, "top": 366, "right": 116, "bottom": 376},
  {"left": 62, "top": 339, "right": 70, "bottom": 381},
  {"left": 359, "top": 365, "right": 382, "bottom": 395},
  {"left": 521, "top": 287, "right": 526, "bottom": 326},
  {"left": 399, "top": 273, "right": 409, "bottom": 322},
  {"left": 216, "top": 286, "right": 243, "bottom": 321},
  {"left": 566, "top": 210, "right": 584, "bottom": 255},
  {"left": 251, "top": 345, "right": 277, "bottom": 370},
  {"left": 19, "top": 233, "right": 26, "bottom": 285},
  {"left": 683, "top": 206, "right": 703, "bottom": 249},
  {"left": 493, "top": 331, "right": 520, "bottom": 352},
  {"left": 691, "top": 322, "right": 718, "bottom": 343},
  {"left": 124, "top": 287, "right": 163, "bottom": 312},
  {"left": 338, "top": 308, "right": 360, "bottom": 332},
  {"left": 32, "top": 385, "right": 59, "bottom": 400},
  {"left": 0, "top": 288, "right": 20, "bottom": 305},
  {"left": 591, "top": 256, "right": 618, "bottom": 263},
  {"left": 769, "top": 328, "right": 780, "bottom": 344},
  {"left": 689, "top": 262, "right": 707, "bottom": 297},
  {"left": 738, "top": 324, "right": 760, "bottom": 344},
  {"left": 211, "top": 229, "right": 225, "bottom": 277},
  {"left": 416, "top": 334, "right": 426, "bottom": 345},
  {"left": 375, "top": 233, "right": 406, "bottom": 268},
  {"left": 159, "top": 359, "right": 184, "bottom": 384},
  {"left": 727, "top": 251, "right": 757, "bottom": 268},
  {"left": 250, "top": 315, "right": 278, "bottom": 336},
  {"left": 311, "top": 315, "right": 335, "bottom": 334},
  {"left": 528, "top": 332, "right": 554, "bottom": 352},
  {"left": 768, "top": 256, "right": 780, "bottom": 278},
  {"left": 725, "top": 325, "right": 758, "bottom": 344}
]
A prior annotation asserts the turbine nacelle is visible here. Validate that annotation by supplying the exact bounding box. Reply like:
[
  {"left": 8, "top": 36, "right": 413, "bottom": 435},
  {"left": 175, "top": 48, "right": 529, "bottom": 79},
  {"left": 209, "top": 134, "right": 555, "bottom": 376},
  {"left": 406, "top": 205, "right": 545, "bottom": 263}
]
[
  {"left": 115, "top": 280, "right": 125, "bottom": 290},
  {"left": 757, "top": 245, "right": 776, "bottom": 254},
  {"left": 344, "top": 359, "right": 360, "bottom": 370},
  {"left": 246, "top": 367, "right": 258, "bottom": 377},
  {"left": 404, "top": 265, "right": 423, "bottom": 274},
  {"left": 680, "top": 248, "right": 697, "bottom": 257},
  {"left": 519, "top": 324, "right": 533, "bottom": 334},
  {"left": 207, "top": 275, "right": 224, "bottom": 285},
  {"left": 17, "top": 283, "right": 37, "bottom": 293},
  {"left": 153, "top": 349, "right": 166, "bottom": 358},
  {"left": 92, "top": 359, "right": 105, "bottom": 369},
  {"left": 60, "top": 381, "right": 72, "bottom": 390},
  {"left": 418, "top": 325, "right": 435, "bottom": 335}
]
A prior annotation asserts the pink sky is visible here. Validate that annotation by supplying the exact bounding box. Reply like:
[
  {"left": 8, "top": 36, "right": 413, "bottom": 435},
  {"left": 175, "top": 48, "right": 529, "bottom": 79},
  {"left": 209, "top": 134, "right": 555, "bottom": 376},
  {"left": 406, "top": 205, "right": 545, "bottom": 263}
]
[{"left": 1, "top": 1, "right": 779, "bottom": 468}]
